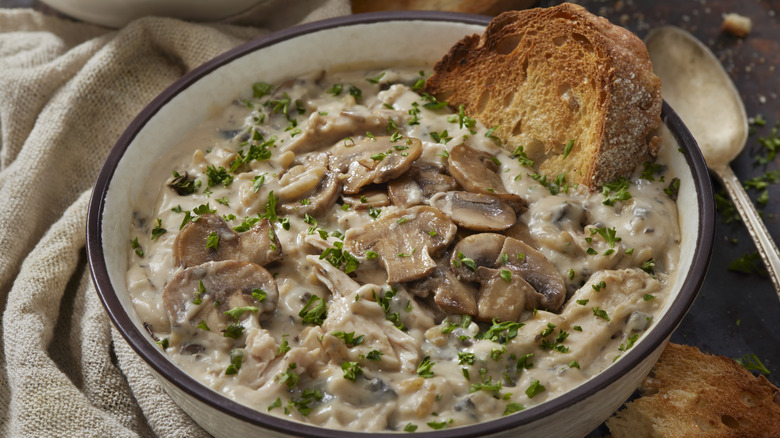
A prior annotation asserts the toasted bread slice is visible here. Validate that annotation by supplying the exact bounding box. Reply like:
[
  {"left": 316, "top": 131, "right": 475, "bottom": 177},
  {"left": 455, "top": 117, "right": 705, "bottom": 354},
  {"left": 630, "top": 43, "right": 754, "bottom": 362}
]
[
  {"left": 607, "top": 343, "right": 780, "bottom": 438},
  {"left": 424, "top": 3, "right": 662, "bottom": 189}
]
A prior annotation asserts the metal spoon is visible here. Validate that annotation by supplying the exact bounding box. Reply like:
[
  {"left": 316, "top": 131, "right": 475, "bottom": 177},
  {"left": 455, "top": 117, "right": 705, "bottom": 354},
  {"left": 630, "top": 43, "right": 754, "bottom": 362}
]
[{"left": 645, "top": 26, "right": 780, "bottom": 299}]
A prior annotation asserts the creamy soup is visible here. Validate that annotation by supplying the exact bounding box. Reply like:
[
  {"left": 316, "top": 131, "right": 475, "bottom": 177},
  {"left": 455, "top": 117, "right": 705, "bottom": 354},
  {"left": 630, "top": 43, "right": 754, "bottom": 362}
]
[{"left": 126, "top": 68, "right": 680, "bottom": 432}]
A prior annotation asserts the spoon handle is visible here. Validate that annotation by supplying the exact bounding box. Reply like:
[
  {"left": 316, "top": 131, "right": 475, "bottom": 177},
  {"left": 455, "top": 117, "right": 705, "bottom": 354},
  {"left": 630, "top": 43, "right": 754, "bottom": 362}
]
[{"left": 712, "top": 165, "right": 780, "bottom": 299}]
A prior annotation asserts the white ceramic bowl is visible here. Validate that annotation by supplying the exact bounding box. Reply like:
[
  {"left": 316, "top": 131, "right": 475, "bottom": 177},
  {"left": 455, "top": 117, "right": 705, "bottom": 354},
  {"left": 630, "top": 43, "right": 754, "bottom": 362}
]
[
  {"left": 87, "top": 12, "right": 715, "bottom": 438},
  {"left": 40, "top": 0, "right": 264, "bottom": 27}
]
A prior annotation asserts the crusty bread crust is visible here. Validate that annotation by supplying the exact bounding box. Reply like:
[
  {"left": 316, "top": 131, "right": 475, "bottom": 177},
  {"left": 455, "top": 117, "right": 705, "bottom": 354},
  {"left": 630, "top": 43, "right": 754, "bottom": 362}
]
[
  {"left": 424, "top": 3, "right": 662, "bottom": 189},
  {"left": 607, "top": 343, "right": 780, "bottom": 438}
]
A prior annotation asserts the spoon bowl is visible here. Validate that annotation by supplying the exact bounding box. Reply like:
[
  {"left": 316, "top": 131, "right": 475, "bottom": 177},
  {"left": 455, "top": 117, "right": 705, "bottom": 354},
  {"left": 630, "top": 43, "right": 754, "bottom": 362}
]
[{"left": 646, "top": 25, "right": 780, "bottom": 299}]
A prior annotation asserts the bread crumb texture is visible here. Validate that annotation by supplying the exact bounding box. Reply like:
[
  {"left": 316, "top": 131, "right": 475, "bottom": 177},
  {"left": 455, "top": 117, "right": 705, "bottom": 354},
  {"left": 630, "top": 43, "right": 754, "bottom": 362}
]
[
  {"left": 424, "top": 2, "right": 662, "bottom": 189},
  {"left": 607, "top": 343, "right": 780, "bottom": 438},
  {"left": 722, "top": 13, "right": 752, "bottom": 38}
]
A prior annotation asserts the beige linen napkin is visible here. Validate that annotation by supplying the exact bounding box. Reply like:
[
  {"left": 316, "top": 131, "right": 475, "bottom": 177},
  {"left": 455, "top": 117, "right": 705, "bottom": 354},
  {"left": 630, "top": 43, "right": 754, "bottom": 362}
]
[{"left": 0, "top": 3, "right": 349, "bottom": 436}]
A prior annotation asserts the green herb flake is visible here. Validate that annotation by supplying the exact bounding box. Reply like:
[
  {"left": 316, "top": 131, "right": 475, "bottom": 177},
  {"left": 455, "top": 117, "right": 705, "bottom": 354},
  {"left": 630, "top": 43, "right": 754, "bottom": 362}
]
[
  {"left": 562, "top": 139, "right": 574, "bottom": 160},
  {"left": 503, "top": 402, "right": 525, "bottom": 416},
  {"left": 151, "top": 218, "right": 167, "bottom": 240},
  {"left": 417, "top": 356, "right": 435, "bottom": 378},
  {"left": 404, "top": 423, "right": 418, "bottom": 432},
  {"left": 224, "top": 349, "right": 244, "bottom": 375},
  {"left": 206, "top": 231, "right": 219, "bottom": 251},
  {"left": 299, "top": 295, "right": 328, "bottom": 325},
  {"left": 525, "top": 379, "right": 545, "bottom": 398},
  {"left": 735, "top": 353, "right": 771, "bottom": 374},
  {"left": 592, "top": 307, "right": 611, "bottom": 321},
  {"left": 341, "top": 361, "right": 363, "bottom": 382}
]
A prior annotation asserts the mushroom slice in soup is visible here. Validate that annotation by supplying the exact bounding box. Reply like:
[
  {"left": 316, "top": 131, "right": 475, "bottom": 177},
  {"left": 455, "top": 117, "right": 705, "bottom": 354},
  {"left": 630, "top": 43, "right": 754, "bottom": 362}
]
[
  {"left": 174, "top": 214, "right": 281, "bottom": 268},
  {"left": 282, "top": 108, "right": 406, "bottom": 154},
  {"left": 277, "top": 154, "right": 341, "bottom": 217},
  {"left": 449, "top": 233, "right": 566, "bottom": 320},
  {"left": 329, "top": 135, "right": 423, "bottom": 194},
  {"left": 387, "top": 161, "right": 457, "bottom": 208},
  {"left": 430, "top": 191, "right": 517, "bottom": 232},
  {"left": 163, "top": 260, "right": 278, "bottom": 333},
  {"left": 447, "top": 143, "right": 526, "bottom": 209},
  {"left": 344, "top": 205, "right": 456, "bottom": 283}
]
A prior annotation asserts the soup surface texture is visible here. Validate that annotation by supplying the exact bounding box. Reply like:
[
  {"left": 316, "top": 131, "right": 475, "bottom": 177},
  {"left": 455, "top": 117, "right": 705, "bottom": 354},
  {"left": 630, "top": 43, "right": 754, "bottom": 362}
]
[{"left": 126, "top": 68, "right": 680, "bottom": 432}]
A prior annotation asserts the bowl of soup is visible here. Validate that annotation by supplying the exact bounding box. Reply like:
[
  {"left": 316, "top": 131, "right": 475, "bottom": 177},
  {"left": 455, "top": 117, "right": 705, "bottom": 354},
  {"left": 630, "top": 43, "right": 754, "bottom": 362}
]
[{"left": 87, "top": 10, "right": 714, "bottom": 438}]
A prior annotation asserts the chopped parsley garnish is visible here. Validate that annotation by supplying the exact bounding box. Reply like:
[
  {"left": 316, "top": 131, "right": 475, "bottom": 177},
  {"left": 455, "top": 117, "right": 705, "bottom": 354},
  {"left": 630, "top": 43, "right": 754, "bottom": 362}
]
[
  {"left": 602, "top": 177, "right": 632, "bottom": 206},
  {"left": 664, "top": 177, "right": 681, "bottom": 200},
  {"left": 453, "top": 251, "right": 477, "bottom": 271},
  {"left": 643, "top": 293, "right": 656, "bottom": 301},
  {"left": 592, "top": 307, "right": 611, "bottom": 321},
  {"left": 332, "top": 331, "right": 364, "bottom": 348},
  {"left": 641, "top": 259, "right": 656, "bottom": 276},
  {"left": 130, "top": 237, "right": 143, "bottom": 257},
  {"left": 341, "top": 361, "right": 363, "bottom": 382},
  {"left": 562, "top": 139, "right": 574, "bottom": 160},
  {"left": 319, "top": 241, "right": 360, "bottom": 274},
  {"left": 368, "top": 205, "right": 382, "bottom": 219},
  {"left": 193, "top": 280, "right": 206, "bottom": 304},
  {"left": 480, "top": 319, "right": 525, "bottom": 344},
  {"left": 404, "top": 423, "right": 418, "bottom": 432},
  {"left": 196, "top": 320, "right": 210, "bottom": 331},
  {"left": 225, "top": 306, "right": 258, "bottom": 320},
  {"left": 224, "top": 349, "right": 244, "bottom": 375},
  {"left": 728, "top": 251, "right": 766, "bottom": 276},
  {"left": 592, "top": 226, "right": 621, "bottom": 248},
  {"left": 503, "top": 402, "right": 525, "bottom": 416},
  {"left": 430, "top": 130, "right": 452, "bottom": 144},
  {"left": 525, "top": 379, "right": 545, "bottom": 398},
  {"left": 326, "top": 83, "right": 343, "bottom": 96},
  {"left": 420, "top": 92, "right": 447, "bottom": 110},
  {"left": 576, "top": 299, "right": 589, "bottom": 305},
  {"left": 277, "top": 363, "right": 300, "bottom": 388},
  {"left": 348, "top": 84, "right": 362, "bottom": 100},
  {"left": 513, "top": 145, "right": 535, "bottom": 167},
  {"left": 449, "top": 105, "right": 477, "bottom": 134},
  {"left": 426, "top": 420, "right": 451, "bottom": 430},
  {"left": 252, "top": 82, "right": 273, "bottom": 99},
  {"left": 286, "top": 388, "right": 323, "bottom": 416},
  {"left": 417, "top": 356, "right": 435, "bottom": 378},
  {"left": 530, "top": 172, "right": 568, "bottom": 195},
  {"left": 618, "top": 333, "right": 640, "bottom": 352},
  {"left": 267, "top": 397, "right": 282, "bottom": 412},
  {"left": 458, "top": 352, "right": 476, "bottom": 365},
  {"left": 486, "top": 126, "right": 502, "bottom": 145},
  {"left": 205, "top": 231, "right": 219, "bottom": 250},
  {"left": 592, "top": 281, "right": 606, "bottom": 291},
  {"left": 206, "top": 165, "right": 233, "bottom": 187},
  {"left": 299, "top": 295, "right": 327, "bottom": 325},
  {"left": 151, "top": 218, "right": 166, "bottom": 240},
  {"left": 366, "top": 71, "right": 386, "bottom": 84},
  {"left": 374, "top": 288, "right": 405, "bottom": 330},
  {"left": 366, "top": 350, "right": 384, "bottom": 361},
  {"left": 222, "top": 324, "right": 245, "bottom": 339},
  {"left": 640, "top": 161, "right": 664, "bottom": 180},
  {"left": 735, "top": 353, "right": 771, "bottom": 374},
  {"left": 516, "top": 353, "right": 534, "bottom": 372},
  {"left": 277, "top": 335, "right": 290, "bottom": 356}
]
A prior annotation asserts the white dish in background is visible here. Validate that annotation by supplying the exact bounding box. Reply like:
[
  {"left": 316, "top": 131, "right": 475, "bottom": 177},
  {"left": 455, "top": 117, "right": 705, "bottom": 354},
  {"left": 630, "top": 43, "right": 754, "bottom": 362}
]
[
  {"left": 40, "top": 0, "right": 263, "bottom": 27},
  {"left": 86, "top": 12, "right": 715, "bottom": 438}
]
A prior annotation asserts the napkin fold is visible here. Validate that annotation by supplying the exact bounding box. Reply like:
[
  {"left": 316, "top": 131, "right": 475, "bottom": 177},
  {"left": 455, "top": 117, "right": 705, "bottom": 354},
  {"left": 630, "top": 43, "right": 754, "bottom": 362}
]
[{"left": 0, "top": 2, "right": 349, "bottom": 436}]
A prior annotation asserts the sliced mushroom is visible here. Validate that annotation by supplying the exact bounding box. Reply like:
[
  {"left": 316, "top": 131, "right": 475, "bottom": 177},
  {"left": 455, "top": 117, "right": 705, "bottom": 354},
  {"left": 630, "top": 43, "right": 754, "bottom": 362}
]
[
  {"left": 174, "top": 214, "right": 281, "bottom": 268},
  {"left": 475, "top": 266, "right": 536, "bottom": 322},
  {"left": 344, "top": 205, "right": 457, "bottom": 283},
  {"left": 448, "top": 233, "right": 566, "bottom": 321},
  {"left": 447, "top": 144, "right": 527, "bottom": 210},
  {"left": 277, "top": 153, "right": 341, "bottom": 217},
  {"left": 342, "top": 189, "right": 391, "bottom": 210},
  {"left": 499, "top": 236, "right": 567, "bottom": 312},
  {"left": 329, "top": 135, "right": 423, "bottom": 194},
  {"left": 434, "top": 269, "right": 478, "bottom": 316},
  {"left": 430, "top": 191, "right": 517, "bottom": 231},
  {"left": 281, "top": 108, "right": 405, "bottom": 154},
  {"left": 388, "top": 161, "right": 457, "bottom": 208},
  {"left": 163, "top": 260, "right": 278, "bottom": 332}
]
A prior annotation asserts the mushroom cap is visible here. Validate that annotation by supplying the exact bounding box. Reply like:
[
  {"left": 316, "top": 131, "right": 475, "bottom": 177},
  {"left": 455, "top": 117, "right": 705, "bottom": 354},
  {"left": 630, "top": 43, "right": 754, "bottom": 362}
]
[
  {"left": 163, "top": 260, "right": 278, "bottom": 332},
  {"left": 387, "top": 161, "right": 457, "bottom": 208},
  {"left": 447, "top": 144, "right": 528, "bottom": 210},
  {"left": 430, "top": 191, "right": 517, "bottom": 232},
  {"left": 174, "top": 214, "right": 282, "bottom": 268},
  {"left": 329, "top": 135, "right": 423, "bottom": 194},
  {"left": 499, "top": 236, "right": 567, "bottom": 312},
  {"left": 448, "top": 233, "right": 567, "bottom": 320},
  {"left": 475, "top": 266, "right": 535, "bottom": 322},
  {"left": 344, "top": 205, "right": 457, "bottom": 284}
]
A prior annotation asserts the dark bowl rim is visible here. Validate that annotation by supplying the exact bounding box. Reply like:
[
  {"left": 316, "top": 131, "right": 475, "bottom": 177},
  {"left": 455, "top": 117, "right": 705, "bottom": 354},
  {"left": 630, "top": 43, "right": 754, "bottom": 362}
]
[{"left": 86, "top": 10, "right": 715, "bottom": 438}]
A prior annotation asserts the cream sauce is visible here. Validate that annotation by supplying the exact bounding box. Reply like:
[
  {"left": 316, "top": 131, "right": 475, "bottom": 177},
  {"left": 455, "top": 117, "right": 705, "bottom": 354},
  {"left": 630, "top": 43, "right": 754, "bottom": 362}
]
[{"left": 126, "top": 68, "right": 680, "bottom": 432}]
